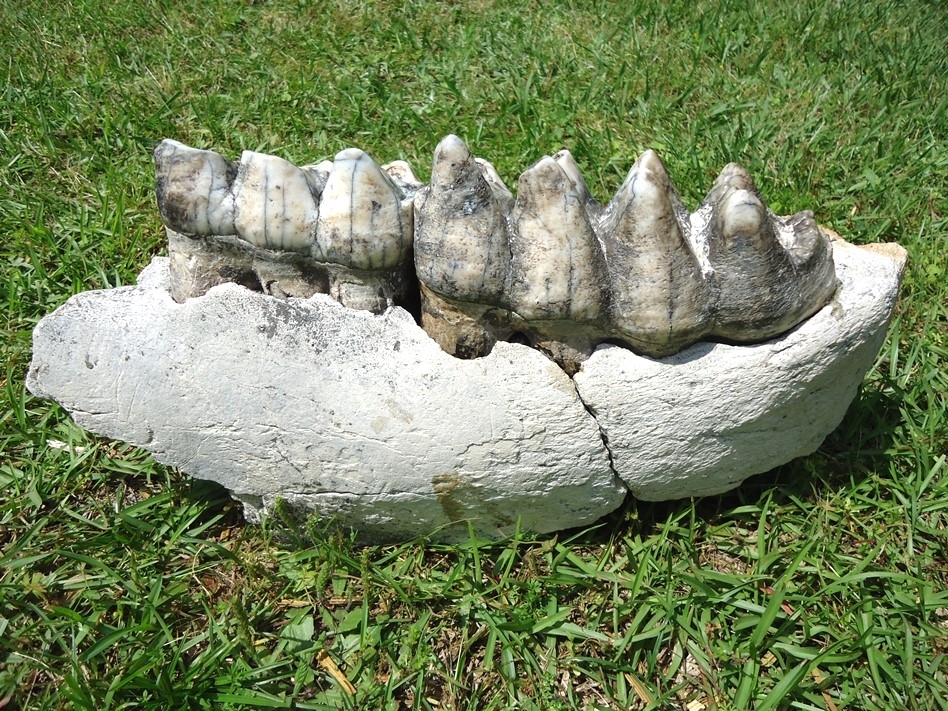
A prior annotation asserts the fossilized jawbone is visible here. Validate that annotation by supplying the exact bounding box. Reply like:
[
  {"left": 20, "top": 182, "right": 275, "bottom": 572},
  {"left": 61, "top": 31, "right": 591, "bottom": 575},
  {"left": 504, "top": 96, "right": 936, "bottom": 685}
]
[{"left": 153, "top": 136, "right": 837, "bottom": 371}]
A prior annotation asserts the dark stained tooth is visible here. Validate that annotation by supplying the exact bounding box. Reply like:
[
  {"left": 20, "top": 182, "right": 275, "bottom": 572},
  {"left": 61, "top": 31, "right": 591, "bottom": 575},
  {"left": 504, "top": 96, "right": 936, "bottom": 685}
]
[
  {"left": 413, "top": 135, "right": 511, "bottom": 305},
  {"left": 153, "top": 139, "right": 237, "bottom": 236},
  {"left": 704, "top": 166, "right": 836, "bottom": 341}
]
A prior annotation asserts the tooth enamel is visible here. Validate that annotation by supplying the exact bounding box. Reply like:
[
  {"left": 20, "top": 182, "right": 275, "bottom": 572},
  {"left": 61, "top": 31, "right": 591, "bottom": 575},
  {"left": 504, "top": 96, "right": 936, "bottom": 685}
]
[
  {"left": 474, "top": 157, "right": 515, "bottom": 209},
  {"left": 232, "top": 151, "right": 320, "bottom": 253},
  {"left": 153, "top": 139, "right": 237, "bottom": 236},
  {"left": 153, "top": 135, "right": 839, "bottom": 368},
  {"left": 600, "top": 150, "right": 710, "bottom": 355},
  {"left": 414, "top": 135, "right": 511, "bottom": 303},
  {"left": 508, "top": 156, "right": 608, "bottom": 323},
  {"left": 313, "top": 148, "right": 412, "bottom": 270},
  {"left": 382, "top": 160, "right": 424, "bottom": 198},
  {"left": 705, "top": 170, "right": 836, "bottom": 340},
  {"left": 552, "top": 149, "right": 603, "bottom": 219}
]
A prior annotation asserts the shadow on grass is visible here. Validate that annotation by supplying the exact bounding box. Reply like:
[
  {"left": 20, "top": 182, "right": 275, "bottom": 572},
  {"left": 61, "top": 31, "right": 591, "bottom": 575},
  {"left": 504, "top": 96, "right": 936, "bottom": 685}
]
[{"left": 559, "top": 377, "right": 908, "bottom": 548}]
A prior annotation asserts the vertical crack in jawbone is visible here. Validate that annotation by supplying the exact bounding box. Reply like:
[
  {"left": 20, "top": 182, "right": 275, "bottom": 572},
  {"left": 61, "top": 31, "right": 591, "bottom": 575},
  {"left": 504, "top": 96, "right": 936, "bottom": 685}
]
[{"left": 153, "top": 135, "right": 837, "bottom": 371}]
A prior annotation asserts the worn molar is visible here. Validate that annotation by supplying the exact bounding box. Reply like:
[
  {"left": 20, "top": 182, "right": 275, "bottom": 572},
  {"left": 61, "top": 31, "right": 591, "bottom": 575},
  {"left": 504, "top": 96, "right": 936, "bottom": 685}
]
[
  {"left": 153, "top": 140, "right": 419, "bottom": 313},
  {"left": 154, "top": 139, "right": 237, "bottom": 236},
  {"left": 599, "top": 150, "right": 711, "bottom": 357},
  {"left": 232, "top": 150, "right": 321, "bottom": 253},
  {"left": 701, "top": 164, "right": 837, "bottom": 341},
  {"left": 313, "top": 148, "right": 413, "bottom": 270}
]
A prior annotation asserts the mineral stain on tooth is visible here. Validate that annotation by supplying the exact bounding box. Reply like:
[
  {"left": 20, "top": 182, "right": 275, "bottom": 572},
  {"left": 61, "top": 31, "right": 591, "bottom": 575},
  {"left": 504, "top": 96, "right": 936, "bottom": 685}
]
[
  {"left": 414, "top": 135, "right": 511, "bottom": 303},
  {"left": 704, "top": 166, "right": 837, "bottom": 341},
  {"left": 599, "top": 150, "right": 710, "bottom": 356},
  {"left": 154, "top": 139, "right": 237, "bottom": 236},
  {"left": 154, "top": 134, "right": 838, "bottom": 369}
]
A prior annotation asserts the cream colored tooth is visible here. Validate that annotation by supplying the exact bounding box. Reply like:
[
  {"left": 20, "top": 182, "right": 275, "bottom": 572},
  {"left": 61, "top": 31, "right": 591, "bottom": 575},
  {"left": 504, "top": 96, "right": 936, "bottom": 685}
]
[
  {"left": 552, "top": 150, "right": 591, "bottom": 198},
  {"left": 508, "top": 156, "right": 608, "bottom": 322},
  {"left": 153, "top": 139, "right": 237, "bottom": 236},
  {"left": 313, "top": 148, "right": 412, "bottom": 270},
  {"left": 599, "top": 150, "right": 710, "bottom": 356},
  {"left": 414, "top": 135, "right": 510, "bottom": 303},
  {"left": 231, "top": 151, "right": 320, "bottom": 253}
]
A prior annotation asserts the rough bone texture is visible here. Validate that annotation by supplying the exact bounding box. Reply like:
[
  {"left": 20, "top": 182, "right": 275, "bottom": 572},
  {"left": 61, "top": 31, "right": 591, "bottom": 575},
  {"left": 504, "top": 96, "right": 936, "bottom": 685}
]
[{"left": 27, "top": 236, "right": 905, "bottom": 542}]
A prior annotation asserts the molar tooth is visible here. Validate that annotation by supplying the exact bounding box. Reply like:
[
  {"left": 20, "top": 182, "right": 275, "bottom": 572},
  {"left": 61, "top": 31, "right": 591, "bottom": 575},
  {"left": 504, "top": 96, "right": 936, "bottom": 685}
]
[
  {"left": 599, "top": 150, "right": 710, "bottom": 356},
  {"left": 232, "top": 151, "right": 320, "bottom": 253},
  {"left": 509, "top": 156, "right": 608, "bottom": 323},
  {"left": 414, "top": 135, "right": 510, "bottom": 303},
  {"left": 314, "top": 148, "right": 412, "bottom": 270},
  {"left": 706, "top": 172, "right": 836, "bottom": 340},
  {"left": 153, "top": 139, "right": 237, "bottom": 236}
]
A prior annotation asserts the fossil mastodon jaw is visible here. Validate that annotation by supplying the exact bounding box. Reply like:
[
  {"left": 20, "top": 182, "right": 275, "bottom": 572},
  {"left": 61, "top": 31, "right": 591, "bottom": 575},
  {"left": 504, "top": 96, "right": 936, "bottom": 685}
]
[{"left": 154, "top": 136, "right": 837, "bottom": 368}]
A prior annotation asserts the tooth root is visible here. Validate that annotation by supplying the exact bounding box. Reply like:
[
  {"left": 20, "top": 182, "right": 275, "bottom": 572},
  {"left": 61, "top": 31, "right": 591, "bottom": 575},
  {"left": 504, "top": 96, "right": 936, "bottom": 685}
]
[
  {"left": 509, "top": 156, "right": 608, "bottom": 323},
  {"left": 153, "top": 139, "right": 237, "bottom": 236},
  {"left": 314, "top": 149, "right": 412, "bottom": 270},
  {"left": 414, "top": 135, "right": 510, "bottom": 304},
  {"left": 598, "top": 150, "right": 710, "bottom": 356},
  {"left": 705, "top": 167, "right": 836, "bottom": 340},
  {"left": 231, "top": 151, "right": 319, "bottom": 253}
]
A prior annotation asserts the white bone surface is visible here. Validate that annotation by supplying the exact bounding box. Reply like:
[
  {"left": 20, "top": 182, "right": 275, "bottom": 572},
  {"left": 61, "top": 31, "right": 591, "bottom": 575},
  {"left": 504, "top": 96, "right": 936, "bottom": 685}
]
[{"left": 27, "top": 237, "right": 904, "bottom": 541}]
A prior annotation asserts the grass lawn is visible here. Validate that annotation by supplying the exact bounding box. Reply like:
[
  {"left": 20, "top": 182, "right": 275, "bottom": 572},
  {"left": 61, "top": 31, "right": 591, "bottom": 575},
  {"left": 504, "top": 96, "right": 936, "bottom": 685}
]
[{"left": 1, "top": 0, "right": 947, "bottom": 708}]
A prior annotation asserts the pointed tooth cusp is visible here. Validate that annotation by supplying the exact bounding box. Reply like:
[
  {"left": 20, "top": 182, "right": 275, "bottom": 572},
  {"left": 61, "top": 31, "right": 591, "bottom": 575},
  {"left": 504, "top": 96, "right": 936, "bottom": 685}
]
[
  {"left": 231, "top": 151, "right": 319, "bottom": 253},
  {"left": 474, "top": 157, "right": 515, "bottom": 210},
  {"left": 508, "top": 156, "right": 608, "bottom": 322},
  {"left": 153, "top": 139, "right": 237, "bottom": 236},
  {"left": 707, "top": 179, "right": 836, "bottom": 339},
  {"left": 414, "top": 135, "right": 510, "bottom": 303},
  {"left": 313, "top": 148, "right": 412, "bottom": 270},
  {"left": 599, "top": 150, "right": 710, "bottom": 355}
]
